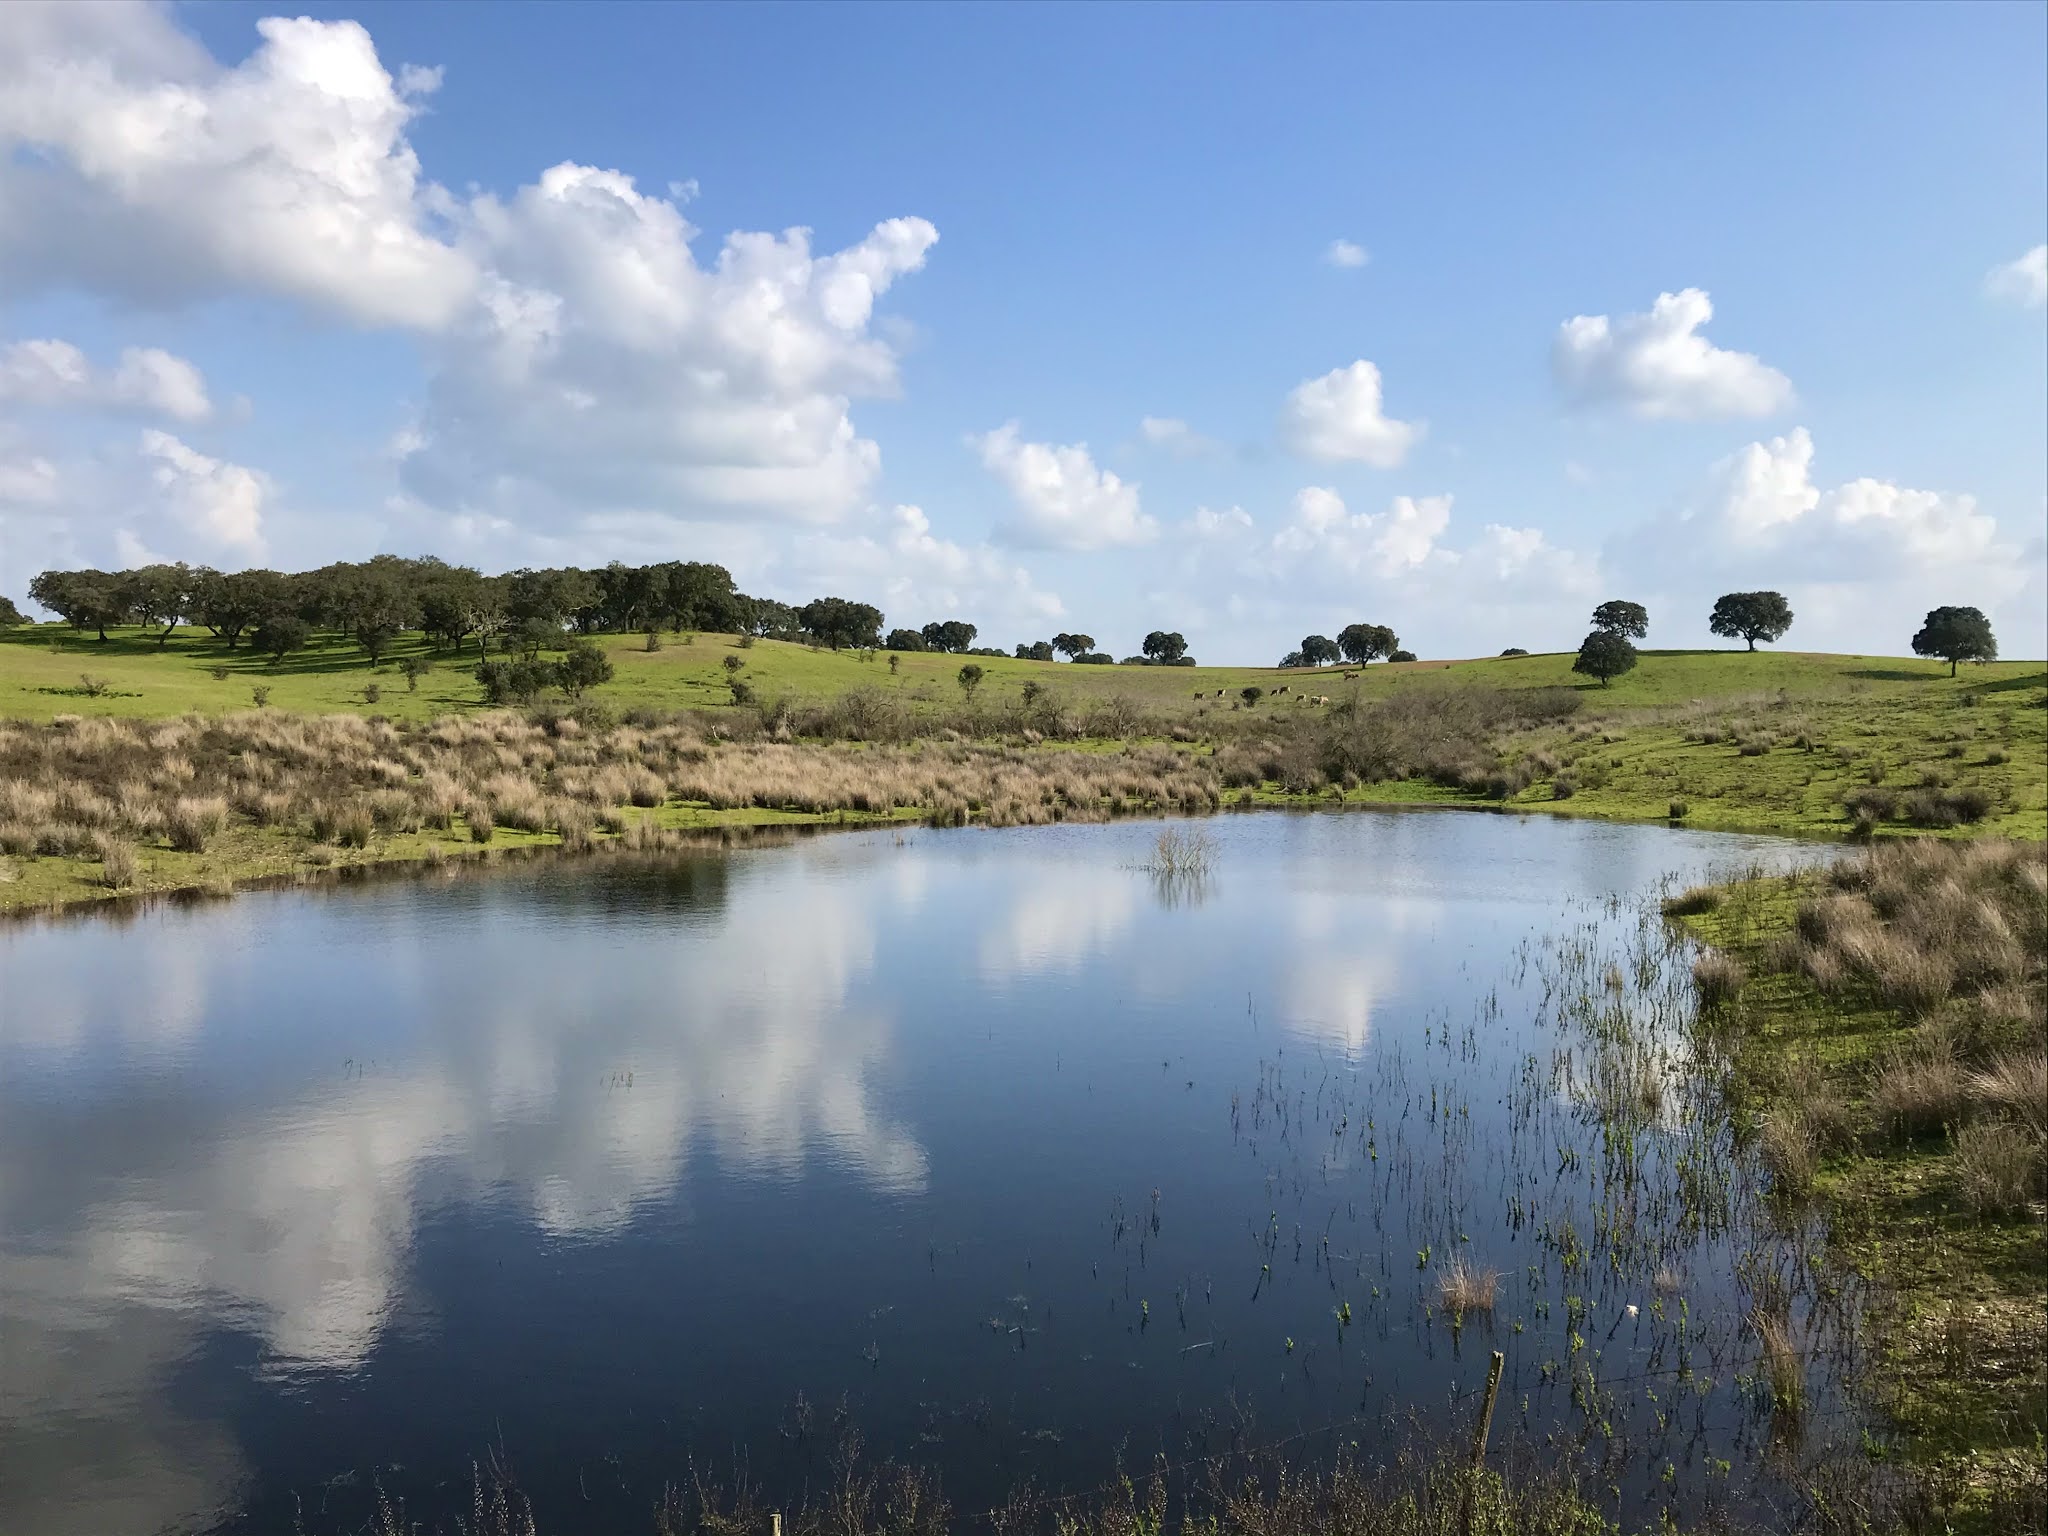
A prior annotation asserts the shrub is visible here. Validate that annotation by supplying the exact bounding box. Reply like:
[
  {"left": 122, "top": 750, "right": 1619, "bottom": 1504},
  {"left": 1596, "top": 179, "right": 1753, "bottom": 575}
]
[
  {"left": 251, "top": 685, "right": 272, "bottom": 709},
  {"left": 165, "top": 796, "right": 229, "bottom": 853},
  {"left": 1551, "top": 774, "right": 1577, "bottom": 800},
  {"left": 210, "top": 666, "right": 231, "bottom": 682},
  {"left": 1841, "top": 785, "right": 1898, "bottom": 824},
  {"left": 465, "top": 801, "right": 496, "bottom": 843},
  {"left": 1387, "top": 649, "right": 1417, "bottom": 663},
  {"left": 361, "top": 682, "right": 382, "bottom": 706},
  {"left": 1668, "top": 799, "right": 1689, "bottom": 821},
  {"left": 1953, "top": 1122, "right": 2039, "bottom": 1219}
]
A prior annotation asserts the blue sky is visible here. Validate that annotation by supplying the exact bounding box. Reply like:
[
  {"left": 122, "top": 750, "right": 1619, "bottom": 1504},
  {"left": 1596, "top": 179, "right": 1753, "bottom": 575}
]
[{"left": 2, "top": 0, "right": 2043, "bottom": 661}]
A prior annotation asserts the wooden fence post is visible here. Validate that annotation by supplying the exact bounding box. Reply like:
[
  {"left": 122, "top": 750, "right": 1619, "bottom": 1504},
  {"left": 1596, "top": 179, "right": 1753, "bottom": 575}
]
[{"left": 1460, "top": 1350, "right": 1506, "bottom": 1535}]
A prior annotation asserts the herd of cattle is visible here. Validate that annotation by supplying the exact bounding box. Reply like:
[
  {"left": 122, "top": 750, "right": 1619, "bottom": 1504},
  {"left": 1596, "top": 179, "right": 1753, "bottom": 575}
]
[{"left": 1196, "top": 684, "right": 1340, "bottom": 706}]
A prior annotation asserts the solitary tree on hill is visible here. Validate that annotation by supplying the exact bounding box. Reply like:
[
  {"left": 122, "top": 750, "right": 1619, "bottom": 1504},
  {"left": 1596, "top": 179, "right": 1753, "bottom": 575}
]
[
  {"left": 1573, "top": 630, "right": 1638, "bottom": 687},
  {"left": 1300, "top": 634, "right": 1340, "bottom": 667},
  {"left": 1590, "top": 600, "right": 1649, "bottom": 639},
  {"left": 1142, "top": 630, "right": 1190, "bottom": 664},
  {"left": 1708, "top": 591, "right": 1794, "bottom": 651},
  {"left": 957, "top": 663, "right": 985, "bottom": 701},
  {"left": 1911, "top": 606, "right": 1997, "bottom": 676},
  {"left": 1052, "top": 632, "right": 1095, "bottom": 660},
  {"left": 1337, "top": 622, "right": 1399, "bottom": 664}
]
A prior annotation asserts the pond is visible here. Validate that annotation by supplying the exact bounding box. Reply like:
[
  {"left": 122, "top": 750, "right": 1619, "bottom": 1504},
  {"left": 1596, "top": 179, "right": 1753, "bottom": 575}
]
[{"left": 0, "top": 810, "right": 1850, "bottom": 1534}]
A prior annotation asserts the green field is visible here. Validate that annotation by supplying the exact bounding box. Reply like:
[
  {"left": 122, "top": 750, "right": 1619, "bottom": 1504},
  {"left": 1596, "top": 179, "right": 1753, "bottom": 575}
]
[
  {"left": 4, "top": 623, "right": 2043, "bottom": 854},
  {"left": 4, "top": 619, "right": 2043, "bottom": 722}
]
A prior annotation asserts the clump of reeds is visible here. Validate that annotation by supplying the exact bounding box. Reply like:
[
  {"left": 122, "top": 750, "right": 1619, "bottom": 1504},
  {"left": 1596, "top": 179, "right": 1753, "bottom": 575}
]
[
  {"left": 1692, "top": 951, "right": 1745, "bottom": 1007},
  {"left": 1871, "top": 1048, "right": 1967, "bottom": 1141},
  {"left": 1752, "top": 1311, "right": 1805, "bottom": 1423},
  {"left": 1758, "top": 1115, "right": 1818, "bottom": 1202},
  {"left": 1662, "top": 884, "right": 1720, "bottom": 916},
  {"left": 1953, "top": 1122, "right": 2042, "bottom": 1218},
  {"left": 1436, "top": 1258, "right": 1498, "bottom": 1319}
]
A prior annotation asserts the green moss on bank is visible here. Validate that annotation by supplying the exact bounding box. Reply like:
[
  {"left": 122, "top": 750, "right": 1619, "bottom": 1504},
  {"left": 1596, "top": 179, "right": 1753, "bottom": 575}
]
[{"left": 1674, "top": 848, "right": 2048, "bottom": 1533}]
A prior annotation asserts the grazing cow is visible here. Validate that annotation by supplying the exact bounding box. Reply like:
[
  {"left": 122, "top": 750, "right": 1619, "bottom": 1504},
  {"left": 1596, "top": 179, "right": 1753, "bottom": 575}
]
[
  {"left": 1275, "top": 685, "right": 1289, "bottom": 695},
  {"left": 1342, "top": 672, "right": 1357, "bottom": 682}
]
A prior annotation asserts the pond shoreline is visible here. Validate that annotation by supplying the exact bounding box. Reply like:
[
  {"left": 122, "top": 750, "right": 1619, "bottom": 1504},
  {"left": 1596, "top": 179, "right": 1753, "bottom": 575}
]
[
  {"left": 0, "top": 792, "right": 1857, "bottom": 924},
  {"left": 1673, "top": 843, "right": 2047, "bottom": 1533}
]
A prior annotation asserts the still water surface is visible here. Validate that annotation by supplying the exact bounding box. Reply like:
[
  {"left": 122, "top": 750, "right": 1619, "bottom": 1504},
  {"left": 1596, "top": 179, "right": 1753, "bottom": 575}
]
[{"left": 1, "top": 811, "right": 1838, "bottom": 1533}]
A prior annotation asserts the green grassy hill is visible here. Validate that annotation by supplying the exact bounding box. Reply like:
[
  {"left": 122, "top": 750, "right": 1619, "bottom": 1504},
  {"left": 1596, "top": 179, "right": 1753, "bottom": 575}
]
[{"left": 3, "top": 620, "right": 2041, "bottom": 723}]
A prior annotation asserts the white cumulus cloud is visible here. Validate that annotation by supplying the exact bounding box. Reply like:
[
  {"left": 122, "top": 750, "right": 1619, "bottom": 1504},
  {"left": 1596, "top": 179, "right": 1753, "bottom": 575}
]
[
  {"left": 1271, "top": 486, "right": 1449, "bottom": 575},
  {"left": 1324, "top": 239, "right": 1369, "bottom": 269},
  {"left": 786, "top": 504, "right": 1064, "bottom": 628},
  {"left": 0, "top": 338, "right": 212, "bottom": 421},
  {"left": 0, "top": 6, "right": 475, "bottom": 328},
  {"left": 1279, "top": 361, "right": 1422, "bottom": 467},
  {"left": 139, "top": 429, "right": 266, "bottom": 552},
  {"left": 399, "top": 162, "right": 938, "bottom": 529},
  {"left": 1692, "top": 426, "right": 2000, "bottom": 571},
  {"left": 1138, "top": 416, "right": 1219, "bottom": 457},
  {"left": 974, "top": 423, "right": 1157, "bottom": 550},
  {"left": 1553, "top": 288, "right": 1793, "bottom": 420},
  {"left": 1985, "top": 244, "right": 2047, "bottom": 310},
  {"left": 1603, "top": 428, "right": 2043, "bottom": 655}
]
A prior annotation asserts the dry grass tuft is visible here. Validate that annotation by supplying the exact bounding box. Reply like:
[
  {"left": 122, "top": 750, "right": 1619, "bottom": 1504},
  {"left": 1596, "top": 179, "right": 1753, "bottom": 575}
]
[
  {"left": 95, "top": 834, "right": 138, "bottom": 889},
  {"left": 1758, "top": 1115, "right": 1818, "bottom": 1201},
  {"left": 1871, "top": 1050, "right": 1968, "bottom": 1141},
  {"left": 1969, "top": 1050, "right": 2048, "bottom": 1139},
  {"left": 1436, "top": 1258, "right": 1499, "bottom": 1318},
  {"left": 1691, "top": 951, "right": 1746, "bottom": 1007},
  {"left": 165, "top": 796, "right": 228, "bottom": 853},
  {"left": 1953, "top": 1121, "right": 2042, "bottom": 1218}
]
